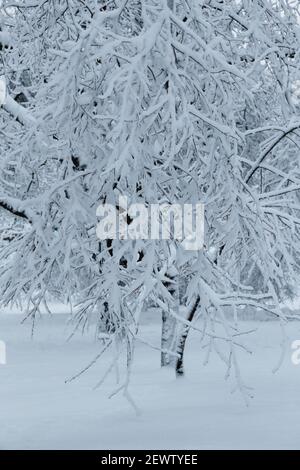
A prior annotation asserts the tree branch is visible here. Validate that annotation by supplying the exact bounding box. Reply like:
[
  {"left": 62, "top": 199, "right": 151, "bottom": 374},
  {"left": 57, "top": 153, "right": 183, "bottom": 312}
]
[
  {"left": 245, "top": 124, "right": 300, "bottom": 183},
  {"left": 0, "top": 197, "right": 31, "bottom": 221},
  {"left": 1, "top": 94, "right": 36, "bottom": 126}
]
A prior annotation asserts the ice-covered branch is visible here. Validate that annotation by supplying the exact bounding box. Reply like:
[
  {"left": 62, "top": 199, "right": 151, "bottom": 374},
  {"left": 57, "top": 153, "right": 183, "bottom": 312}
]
[
  {"left": 245, "top": 123, "right": 300, "bottom": 183},
  {"left": 1, "top": 94, "right": 36, "bottom": 126}
]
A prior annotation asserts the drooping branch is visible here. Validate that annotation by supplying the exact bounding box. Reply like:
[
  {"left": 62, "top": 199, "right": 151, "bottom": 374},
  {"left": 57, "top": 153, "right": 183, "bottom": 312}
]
[{"left": 245, "top": 123, "right": 300, "bottom": 183}]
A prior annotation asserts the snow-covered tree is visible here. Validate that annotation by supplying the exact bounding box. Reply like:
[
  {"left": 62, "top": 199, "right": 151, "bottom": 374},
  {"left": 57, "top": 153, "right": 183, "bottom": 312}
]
[{"left": 1, "top": 0, "right": 300, "bottom": 402}]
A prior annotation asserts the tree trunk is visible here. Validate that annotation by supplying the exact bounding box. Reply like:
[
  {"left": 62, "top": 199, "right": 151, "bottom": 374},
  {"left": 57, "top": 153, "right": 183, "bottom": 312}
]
[
  {"left": 176, "top": 296, "right": 200, "bottom": 376},
  {"left": 161, "top": 269, "right": 179, "bottom": 367},
  {"left": 161, "top": 309, "right": 177, "bottom": 366}
]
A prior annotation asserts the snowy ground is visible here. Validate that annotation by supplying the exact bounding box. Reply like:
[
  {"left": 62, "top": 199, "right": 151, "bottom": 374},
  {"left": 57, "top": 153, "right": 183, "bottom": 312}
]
[{"left": 1, "top": 311, "right": 300, "bottom": 450}]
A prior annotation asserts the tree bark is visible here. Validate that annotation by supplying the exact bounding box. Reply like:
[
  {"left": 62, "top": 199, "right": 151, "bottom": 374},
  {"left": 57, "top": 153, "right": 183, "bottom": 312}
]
[
  {"left": 176, "top": 295, "right": 200, "bottom": 376},
  {"left": 161, "top": 270, "right": 178, "bottom": 367},
  {"left": 161, "top": 309, "right": 176, "bottom": 366}
]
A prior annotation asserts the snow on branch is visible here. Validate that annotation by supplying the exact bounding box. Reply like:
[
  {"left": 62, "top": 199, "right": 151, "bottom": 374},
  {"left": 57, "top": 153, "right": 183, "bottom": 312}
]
[
  {"left": 0, "top": 195, "right": 33, "bottom": 221},
  {"left": 1, "top": 0, "right": 300, "bottom": 399},
  {"left": 1, "top": 94, "right": 36, "bottom": 126},
  {"left": 0, "top": 31, "right": 12, "bottom": 48}
]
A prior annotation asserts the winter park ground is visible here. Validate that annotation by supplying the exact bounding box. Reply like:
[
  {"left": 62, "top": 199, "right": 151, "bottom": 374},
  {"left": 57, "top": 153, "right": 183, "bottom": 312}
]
[{"left": 1, "top": 306, "right": 300, "bottom": 450}]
